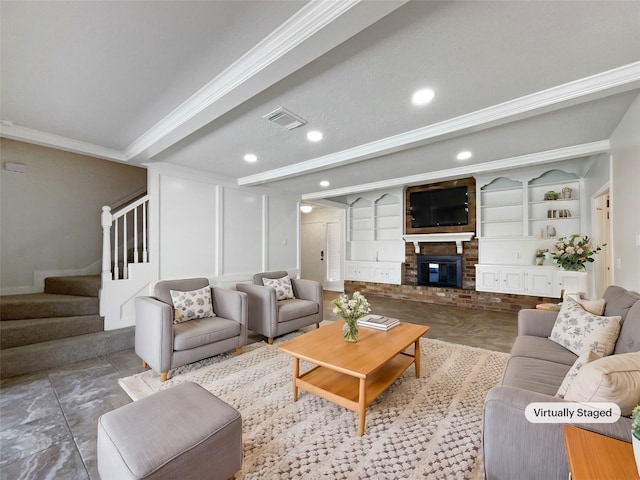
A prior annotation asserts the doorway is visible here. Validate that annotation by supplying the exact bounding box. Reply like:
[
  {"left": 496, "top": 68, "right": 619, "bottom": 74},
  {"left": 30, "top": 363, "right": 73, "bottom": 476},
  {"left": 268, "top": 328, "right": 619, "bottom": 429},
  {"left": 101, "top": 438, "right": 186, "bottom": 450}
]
[{"left": 300, "top": 207, "right": 345, "bottom": 292}]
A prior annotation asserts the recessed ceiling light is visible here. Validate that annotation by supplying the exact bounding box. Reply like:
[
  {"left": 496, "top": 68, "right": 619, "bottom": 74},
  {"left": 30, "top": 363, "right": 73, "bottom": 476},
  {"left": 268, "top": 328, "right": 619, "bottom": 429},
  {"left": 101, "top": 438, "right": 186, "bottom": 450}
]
[
  {"left": 306, "top": 130, "right": 323, "bottom": 142},
  {"left": 412, "top": 88, "right": 435, "bottom": 106},
  {"left": 243, "top": 153, "right": 257, "bottom": 163},
  {"left": 456, "top": 150, "right": 473, "bottom": 161},
  {"left": 319, "top": 180, "right": 330, "bottom": 187},
  {"left": 300, "top": 205, "right": 313, "bottom": 213}
]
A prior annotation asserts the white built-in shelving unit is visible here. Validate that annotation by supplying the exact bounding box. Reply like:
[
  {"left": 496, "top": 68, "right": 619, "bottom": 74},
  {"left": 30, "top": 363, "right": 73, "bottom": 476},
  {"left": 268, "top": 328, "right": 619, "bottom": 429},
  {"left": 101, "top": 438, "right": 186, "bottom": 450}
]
[{"left": 345, "top": 189, "right": 404, "bottom": 284}]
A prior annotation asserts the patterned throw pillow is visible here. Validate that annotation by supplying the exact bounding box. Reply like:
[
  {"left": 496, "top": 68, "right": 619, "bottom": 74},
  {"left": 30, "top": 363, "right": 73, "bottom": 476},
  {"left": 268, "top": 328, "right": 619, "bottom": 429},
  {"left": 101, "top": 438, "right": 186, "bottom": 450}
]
[
  {"left": 556, "top": 350, "right": 601, "bottom": 398},
  {"left": 170, "top": 287, "right": 215, "bottom": 324},
  {"left": 549, "top": 296, "right": 621, "bottom": 356},
  {"left": 262, "top": 275, "right": 295, "bottom": 300}
]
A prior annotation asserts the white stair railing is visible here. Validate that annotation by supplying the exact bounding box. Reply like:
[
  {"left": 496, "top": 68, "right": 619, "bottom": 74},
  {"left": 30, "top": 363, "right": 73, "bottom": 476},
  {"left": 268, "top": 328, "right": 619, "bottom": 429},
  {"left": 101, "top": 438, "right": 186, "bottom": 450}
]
[{"left": 101, "top": 195, "right": 149, "bottom": 281}]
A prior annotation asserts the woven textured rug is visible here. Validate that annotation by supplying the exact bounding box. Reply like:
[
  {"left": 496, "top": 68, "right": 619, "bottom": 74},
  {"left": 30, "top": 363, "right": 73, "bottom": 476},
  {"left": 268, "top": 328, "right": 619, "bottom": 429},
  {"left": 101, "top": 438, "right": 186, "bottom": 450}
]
[{"left": 119, "top": 336, "right": 508, "bottom": 479}]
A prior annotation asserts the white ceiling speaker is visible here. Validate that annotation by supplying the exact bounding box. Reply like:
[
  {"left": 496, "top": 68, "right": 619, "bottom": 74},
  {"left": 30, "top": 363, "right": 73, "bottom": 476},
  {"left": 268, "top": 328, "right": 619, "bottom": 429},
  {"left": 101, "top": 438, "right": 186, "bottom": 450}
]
[{"left": 263, "top": 107, "right": 307, "bottom": 130}]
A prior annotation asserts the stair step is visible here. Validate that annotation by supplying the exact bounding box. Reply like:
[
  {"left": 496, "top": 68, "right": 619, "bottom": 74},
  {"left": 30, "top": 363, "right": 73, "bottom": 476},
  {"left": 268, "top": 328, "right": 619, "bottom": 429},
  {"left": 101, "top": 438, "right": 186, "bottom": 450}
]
[
  {"left": 0, "top": 294, "right": 99, "bottom": 320},
  {"left": 0, "top": 327, "right": 135, "bottom": 379},
  {"left": 0, "top": 315, "right": 104, "bottom": 349},
  {"left": 44, "top": 275, "right": 101, "bottom": 297}
]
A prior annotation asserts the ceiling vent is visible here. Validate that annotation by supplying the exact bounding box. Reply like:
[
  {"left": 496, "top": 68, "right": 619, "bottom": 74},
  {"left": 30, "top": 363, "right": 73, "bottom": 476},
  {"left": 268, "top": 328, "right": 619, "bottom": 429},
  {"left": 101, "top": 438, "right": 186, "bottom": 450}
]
[{"left": 263, "top": 107, "right": 307, "bottom": 130}]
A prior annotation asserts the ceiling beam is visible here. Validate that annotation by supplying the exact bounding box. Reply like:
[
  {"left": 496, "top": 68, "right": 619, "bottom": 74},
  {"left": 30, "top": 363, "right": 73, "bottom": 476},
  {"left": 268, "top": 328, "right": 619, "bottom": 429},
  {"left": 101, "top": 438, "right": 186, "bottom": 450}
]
[
  {"left": 301, "top": 140, "right": 611, "bottom": 200},
  {"left": 239, "top": 62, "right": 640, "bottom": 186},
  {"left": 0, "top": 0, "right": 407, "bottom": 164}
]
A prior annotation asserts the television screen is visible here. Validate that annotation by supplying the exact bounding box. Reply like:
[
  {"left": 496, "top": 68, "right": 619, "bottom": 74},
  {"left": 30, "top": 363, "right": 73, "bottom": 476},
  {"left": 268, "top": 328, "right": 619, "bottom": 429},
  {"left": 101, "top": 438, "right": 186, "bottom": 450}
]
[{"left": 410, "top": 186, "right": 469, "bottom": 228}]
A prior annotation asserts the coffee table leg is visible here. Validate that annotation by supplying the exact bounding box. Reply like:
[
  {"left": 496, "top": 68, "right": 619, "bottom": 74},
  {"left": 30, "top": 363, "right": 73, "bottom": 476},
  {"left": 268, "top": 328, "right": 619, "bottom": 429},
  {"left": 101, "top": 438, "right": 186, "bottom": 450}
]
[
  {"left": 414, "top": 339, "right": 421, "bottom": 378},
  {"left": 358, "top": 378, "right": 366, "bottom": 436},
  {"left": 293, "top": 358, "right": 299, "bottom": 401}
]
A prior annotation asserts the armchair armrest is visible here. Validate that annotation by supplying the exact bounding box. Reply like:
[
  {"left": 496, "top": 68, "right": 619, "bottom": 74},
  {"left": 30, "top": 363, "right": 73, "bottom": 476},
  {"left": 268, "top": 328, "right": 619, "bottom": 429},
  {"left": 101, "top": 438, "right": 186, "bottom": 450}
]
[
  {"left": 291, "top": 278, "right": 323, "bottom": 305},
  {"left": 236, "top": 283, "right": 278, "bottom": 337},
  {"left": 134, "top": 297, "right": 174, "bottom": 374},
  {"left": 518, "top": 309, "right": 559, "bottom": 337},
  {"left": 483, "top": 385, "right": 632, "bottom": 480},
  {"left": 212, "top": 287, "right": 248, "bottom": 345}
]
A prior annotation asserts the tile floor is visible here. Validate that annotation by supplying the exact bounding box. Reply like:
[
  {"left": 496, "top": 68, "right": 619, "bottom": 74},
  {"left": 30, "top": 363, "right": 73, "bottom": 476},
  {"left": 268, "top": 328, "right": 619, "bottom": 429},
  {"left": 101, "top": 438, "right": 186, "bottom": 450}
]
[{"left": 0, "top": 293, "right": 518, "bottom": 479}]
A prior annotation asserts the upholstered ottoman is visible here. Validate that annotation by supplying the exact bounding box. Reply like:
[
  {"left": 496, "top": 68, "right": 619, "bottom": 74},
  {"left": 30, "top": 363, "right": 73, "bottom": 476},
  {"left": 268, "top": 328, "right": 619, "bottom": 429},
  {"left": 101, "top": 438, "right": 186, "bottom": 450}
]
[{"left": 97, "top": 382, "right": 242, "bottom": 480}]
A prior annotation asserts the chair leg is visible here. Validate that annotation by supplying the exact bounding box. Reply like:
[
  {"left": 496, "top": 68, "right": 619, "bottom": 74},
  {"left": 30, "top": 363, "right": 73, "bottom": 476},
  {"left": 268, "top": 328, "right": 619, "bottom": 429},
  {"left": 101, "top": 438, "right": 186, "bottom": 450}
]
[
  {"left": 268, "top": 337, "right": 274, "bottom": 345},
  {"left": 142, "top": 360, "right": 148, "bottom": 369},
  {"left": 160, "top": 372, "right": 168, "bottom": 382},
  {"left": 235, "top": 347, "right": 241, "bottom": 355}
]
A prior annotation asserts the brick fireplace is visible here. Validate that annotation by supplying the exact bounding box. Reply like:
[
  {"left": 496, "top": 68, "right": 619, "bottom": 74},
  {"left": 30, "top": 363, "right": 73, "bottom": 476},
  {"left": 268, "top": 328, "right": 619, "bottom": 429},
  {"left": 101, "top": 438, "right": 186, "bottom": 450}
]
[{"left": 344, "top": 239, "right": 556, "bottom": 314}]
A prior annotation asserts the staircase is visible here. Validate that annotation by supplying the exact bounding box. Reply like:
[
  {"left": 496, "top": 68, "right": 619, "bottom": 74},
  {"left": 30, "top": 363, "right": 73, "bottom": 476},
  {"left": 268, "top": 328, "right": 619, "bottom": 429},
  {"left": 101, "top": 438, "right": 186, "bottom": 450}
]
[{"left": 0, "top": 275, "right": 134, "bottom": 379}]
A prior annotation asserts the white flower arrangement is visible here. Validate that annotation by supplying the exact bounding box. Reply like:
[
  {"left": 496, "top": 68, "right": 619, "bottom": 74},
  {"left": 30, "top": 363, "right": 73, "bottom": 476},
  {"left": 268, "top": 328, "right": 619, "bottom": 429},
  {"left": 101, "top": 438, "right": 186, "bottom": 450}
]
[{"left": 331, "top": 291, "right": 371, "bottom": 322}]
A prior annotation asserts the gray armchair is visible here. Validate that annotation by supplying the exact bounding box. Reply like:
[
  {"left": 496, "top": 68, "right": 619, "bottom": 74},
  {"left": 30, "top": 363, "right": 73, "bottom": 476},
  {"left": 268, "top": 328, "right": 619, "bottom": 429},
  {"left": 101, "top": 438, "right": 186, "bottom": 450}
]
[
  {"left": 236, "top": 271, "right": 323, "bottom": 344},
  {"left": 135, "top": 277, "right": 247, "bottom": 382}
]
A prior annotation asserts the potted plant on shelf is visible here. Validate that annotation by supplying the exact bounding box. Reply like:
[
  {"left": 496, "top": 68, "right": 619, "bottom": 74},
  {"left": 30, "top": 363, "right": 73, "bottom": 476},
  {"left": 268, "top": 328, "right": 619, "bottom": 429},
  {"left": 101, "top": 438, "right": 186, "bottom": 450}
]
[
  {"left": 535, "top": 249, "right": 545, "bottom": 266},
  {"left": 632, "top": 405, "right": 640, "bottom": 476}
]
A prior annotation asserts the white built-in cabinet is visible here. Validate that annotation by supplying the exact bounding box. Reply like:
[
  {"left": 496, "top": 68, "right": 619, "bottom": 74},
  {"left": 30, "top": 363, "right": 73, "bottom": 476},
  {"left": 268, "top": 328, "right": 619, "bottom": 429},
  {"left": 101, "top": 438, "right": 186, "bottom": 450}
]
[
  {"left": 345, "top": 189, "right": 404, "bottom": 284},
  {"left": 475, "top": 161, "right": 592, "bottom": 298},
  {"left": 475, "top": 265, "right": 586, "bottom": 298}
]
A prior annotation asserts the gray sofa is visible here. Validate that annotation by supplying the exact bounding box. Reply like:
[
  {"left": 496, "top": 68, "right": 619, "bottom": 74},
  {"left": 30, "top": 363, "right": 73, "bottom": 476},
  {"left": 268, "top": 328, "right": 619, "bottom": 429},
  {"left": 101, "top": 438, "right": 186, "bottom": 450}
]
[{"left": 483, "top": 285, "right": 640, "bottom": 480}]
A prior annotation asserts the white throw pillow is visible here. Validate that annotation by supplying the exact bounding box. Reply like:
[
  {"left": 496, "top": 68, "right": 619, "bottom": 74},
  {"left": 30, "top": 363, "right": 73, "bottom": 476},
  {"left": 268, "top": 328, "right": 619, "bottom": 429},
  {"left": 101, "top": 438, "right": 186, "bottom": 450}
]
[
  {"left": 170, "top": 286, "right": 215, "bottom": 324},
  {"left": 549, "top": 296, "right": 621, "bottom": 356},
  {"left": 556, "top": 350, "right": 601, "bottom": 398},
  {"left": 564, "top": 352, "right": 640, "bottom": 416},
  {"left": 564, "top": 292, "right": 606, "bottom": 315},
  {"left": 262, "top": 275, "right": 295, "bottom": 300}
]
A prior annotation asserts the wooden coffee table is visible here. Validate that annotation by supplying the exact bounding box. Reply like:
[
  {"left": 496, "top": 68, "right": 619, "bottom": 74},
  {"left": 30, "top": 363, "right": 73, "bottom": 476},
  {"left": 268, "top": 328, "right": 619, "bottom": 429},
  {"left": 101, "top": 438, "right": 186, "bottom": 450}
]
[{"left": 278, "top": 320, "right": 429, "bottom": 436}]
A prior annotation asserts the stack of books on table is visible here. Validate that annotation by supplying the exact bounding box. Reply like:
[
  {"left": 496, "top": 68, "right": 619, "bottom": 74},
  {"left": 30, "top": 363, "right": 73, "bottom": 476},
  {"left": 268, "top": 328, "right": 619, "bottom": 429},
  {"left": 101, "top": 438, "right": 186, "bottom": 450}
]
[{"left": 357, "top": 315, "right": 399, "bottom": 331}]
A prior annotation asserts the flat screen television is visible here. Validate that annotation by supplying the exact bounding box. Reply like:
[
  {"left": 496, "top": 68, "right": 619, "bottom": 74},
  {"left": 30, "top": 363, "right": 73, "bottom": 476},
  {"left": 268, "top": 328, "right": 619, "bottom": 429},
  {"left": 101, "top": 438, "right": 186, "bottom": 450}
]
[{"left": 409, "top": 186, "right": 469, "bottom": 228}]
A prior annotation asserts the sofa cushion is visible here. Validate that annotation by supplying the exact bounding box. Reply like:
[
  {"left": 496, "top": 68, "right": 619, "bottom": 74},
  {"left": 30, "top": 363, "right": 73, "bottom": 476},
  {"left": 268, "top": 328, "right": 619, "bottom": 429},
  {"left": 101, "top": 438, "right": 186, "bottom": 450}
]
[
  {"left": 549, "top": 296, "right": 621, "bottom": 356},
  {"left": 173, "top": 317, "right": 240, "bottom": 351},
  {"left": 501, "top": 356, "right": 571, "bottom": 396},
  {"left": 277, "top": 299, "right": 319, "bottom": 323},
  {"left": 556, "top": 350, "right": 601, "bottom": 398},
  {"left": 603, "top": 285, "right": 640, "bottom": 319},
  {"left": 615, "top": 301, "right": 640, "bottom": 355},
  {"left": 262, "top": 275, "right": 295, "bottom": 300},
  {"left": 170, "top": 287, "right": 215, "bottom": 324},
  {"left": 564, "top": 352, "right": 640, "bottom": 416},
  {"left": 510, "top": 336, "right": 578, "bottom": 366}
]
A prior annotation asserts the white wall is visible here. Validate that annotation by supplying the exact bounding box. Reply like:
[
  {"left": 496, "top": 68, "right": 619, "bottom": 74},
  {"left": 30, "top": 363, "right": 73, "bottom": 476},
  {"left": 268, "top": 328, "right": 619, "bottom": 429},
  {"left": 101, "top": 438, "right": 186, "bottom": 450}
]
[
  {"left": 148, "top": 163, "right": 299, "bottom": 289},
  {"left": 0, "top": 139, "right": 147, "bottom": 293},
  {"left": 610, "top": 93, "right": 640, "bottom": 292}
]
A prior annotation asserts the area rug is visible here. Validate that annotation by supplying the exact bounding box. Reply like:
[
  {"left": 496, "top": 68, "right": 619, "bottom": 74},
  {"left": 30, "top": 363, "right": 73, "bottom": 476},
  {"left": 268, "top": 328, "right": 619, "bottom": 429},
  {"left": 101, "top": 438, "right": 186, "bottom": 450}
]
[{"left": 119, "top": 336, "right": 508, "bottom": 479}]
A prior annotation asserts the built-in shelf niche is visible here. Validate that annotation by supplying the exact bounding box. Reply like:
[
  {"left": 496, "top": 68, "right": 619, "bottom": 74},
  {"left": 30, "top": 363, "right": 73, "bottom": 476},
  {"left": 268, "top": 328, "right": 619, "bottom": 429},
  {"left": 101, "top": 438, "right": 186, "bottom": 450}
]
[
  {"left": 479, "top": 177, "right": 523, "bottom": 237},
  {"left": 528, "top": 169, "right": 580, "bottom": 239}
]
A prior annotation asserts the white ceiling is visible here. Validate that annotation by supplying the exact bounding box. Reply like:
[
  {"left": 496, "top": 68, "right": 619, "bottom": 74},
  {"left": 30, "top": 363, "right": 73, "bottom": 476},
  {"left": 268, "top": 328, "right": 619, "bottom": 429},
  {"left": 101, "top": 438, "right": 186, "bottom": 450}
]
[{"left": 2, "top": 0, "right": 639, "bottom": 203}]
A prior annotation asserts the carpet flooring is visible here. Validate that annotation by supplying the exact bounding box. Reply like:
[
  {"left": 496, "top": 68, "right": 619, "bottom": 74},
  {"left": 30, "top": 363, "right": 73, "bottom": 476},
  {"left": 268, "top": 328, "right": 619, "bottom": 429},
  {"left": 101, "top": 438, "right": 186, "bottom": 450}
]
[{"left": 119, "top": 333, "right": 509, "bottom": 479}]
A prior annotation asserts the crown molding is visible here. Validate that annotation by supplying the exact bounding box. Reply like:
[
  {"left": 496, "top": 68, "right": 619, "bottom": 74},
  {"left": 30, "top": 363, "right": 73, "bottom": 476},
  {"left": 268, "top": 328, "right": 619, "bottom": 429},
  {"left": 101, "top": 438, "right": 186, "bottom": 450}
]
[
  {"left": 0, "top": 123, "right": 126, "bottom": 161},
  {"left": 123, "top": 0, "right": 363, "bottom": 160},
  {"left": 301, "top": 140, "right": 611, "bottom": 200},
  {"left": 239, "top": 62, "right": 640, "bottom": 186}
]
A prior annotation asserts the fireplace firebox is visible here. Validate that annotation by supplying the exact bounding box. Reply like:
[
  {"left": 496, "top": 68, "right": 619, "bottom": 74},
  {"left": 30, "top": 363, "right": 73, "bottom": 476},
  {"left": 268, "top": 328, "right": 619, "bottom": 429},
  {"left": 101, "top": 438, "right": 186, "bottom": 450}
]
[{"left": 417, "top": 255, "right": 462, "bottom": 288}]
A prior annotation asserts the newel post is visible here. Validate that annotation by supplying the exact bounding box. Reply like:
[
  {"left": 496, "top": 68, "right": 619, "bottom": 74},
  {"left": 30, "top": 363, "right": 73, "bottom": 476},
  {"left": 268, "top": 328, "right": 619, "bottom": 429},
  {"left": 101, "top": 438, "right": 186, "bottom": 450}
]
[{"left": 101, "top": 206, "right": 113, "bottom": 282}]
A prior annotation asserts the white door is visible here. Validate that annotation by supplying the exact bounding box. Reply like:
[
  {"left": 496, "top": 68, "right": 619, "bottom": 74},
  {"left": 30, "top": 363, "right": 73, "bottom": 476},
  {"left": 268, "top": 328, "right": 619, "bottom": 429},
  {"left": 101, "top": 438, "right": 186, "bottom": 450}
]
[
  {"left": 593, "top": 191, "right": 611, "bottom": 297},
  {"left": 301, "top": 223, "right": 325, "bottom": 286}
]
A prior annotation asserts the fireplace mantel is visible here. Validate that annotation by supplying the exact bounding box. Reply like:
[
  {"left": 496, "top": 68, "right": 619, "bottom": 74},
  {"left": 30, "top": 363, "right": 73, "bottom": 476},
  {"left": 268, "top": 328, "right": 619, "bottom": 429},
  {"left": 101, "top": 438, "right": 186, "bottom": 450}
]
[{"left": 403, "top": 232, "right": 475, "bottom": 254}]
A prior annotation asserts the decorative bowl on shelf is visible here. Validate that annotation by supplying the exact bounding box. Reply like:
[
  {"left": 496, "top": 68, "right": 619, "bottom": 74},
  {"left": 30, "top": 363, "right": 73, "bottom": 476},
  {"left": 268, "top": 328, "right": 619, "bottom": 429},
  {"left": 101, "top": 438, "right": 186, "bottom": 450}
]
[{"left": 544, "top": 191, "right": 559, "bottom": 200}]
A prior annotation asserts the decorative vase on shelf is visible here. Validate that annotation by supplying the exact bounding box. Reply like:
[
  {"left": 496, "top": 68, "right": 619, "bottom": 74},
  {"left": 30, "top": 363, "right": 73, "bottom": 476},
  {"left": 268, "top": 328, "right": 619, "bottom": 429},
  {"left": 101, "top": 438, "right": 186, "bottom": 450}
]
[{"left": 342, "top": 319, "right": 359, "bottom": 343}]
